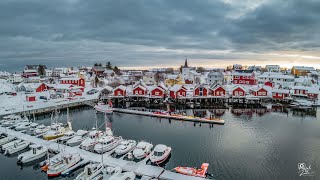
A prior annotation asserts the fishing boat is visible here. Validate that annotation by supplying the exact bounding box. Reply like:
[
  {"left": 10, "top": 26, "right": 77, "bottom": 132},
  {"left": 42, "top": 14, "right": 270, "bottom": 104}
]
[
  {"left": 45, "top": 153, "right": 81, "bottom": 177},
  {"left": 94, "top": 101, "right": 113, "bottom": 114},
  {"left": 4, "top": 141, "right": 30, "bottom": 155},
  {"left": 66, "top": 130, "right": 88, "bottom": 147},
  {"left": 94, "top": 135, "right": 123, "bottom": 154},
  {"left": 174, "top": 163, "right": 209, "bottom": 178},
  {"left": 132, "top": 141, "right": 153, "bottom": 159},
  {"left": 114, "top": 140, "right": 136, "bottom": 156},
  {"left": 150, "top": 144, "right": 171, "bottom": 165},
  {"left": 80, "top": 130, "right": 104, "bottom": 151},
  {"left": 0, "top": 135, "right": 16, "bottom": 146},
  {"left": 75, "top": 162, "right": 103, "bottom": 180},
  {"left": 17, "top": 144, "right": 47, "bottom": 164}
]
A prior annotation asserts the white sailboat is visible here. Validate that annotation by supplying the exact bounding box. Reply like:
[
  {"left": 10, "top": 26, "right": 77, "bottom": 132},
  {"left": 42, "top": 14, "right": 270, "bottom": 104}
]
[
  {"left": 94, "top": 135, "right": 123, "bottom": 154},
  {"left": 94, "top": 101, "right": 113, "bottom": 114}
]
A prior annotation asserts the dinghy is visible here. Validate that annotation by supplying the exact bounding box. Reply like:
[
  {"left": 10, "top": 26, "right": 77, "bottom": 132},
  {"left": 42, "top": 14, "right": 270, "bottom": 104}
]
[{"left": 174, "top": 163, "right": 209, "bottom": 178}]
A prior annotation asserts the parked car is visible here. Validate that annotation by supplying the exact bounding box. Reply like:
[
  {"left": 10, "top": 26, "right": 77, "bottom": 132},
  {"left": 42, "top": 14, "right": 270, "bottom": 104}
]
[
  {"left": 39, "top": 96, "right": 48, "bottom": 100},
  {"left": 86, "top": 89, "right": 99, "bottom": 95}
]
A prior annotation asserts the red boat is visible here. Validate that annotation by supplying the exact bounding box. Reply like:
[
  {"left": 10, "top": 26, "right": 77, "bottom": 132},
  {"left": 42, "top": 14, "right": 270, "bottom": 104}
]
[{"left": 174, "top": 163, "right": 209, "bottom": 178}]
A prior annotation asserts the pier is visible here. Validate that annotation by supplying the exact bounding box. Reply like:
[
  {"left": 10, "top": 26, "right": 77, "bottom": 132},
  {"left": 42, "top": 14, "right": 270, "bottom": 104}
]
[
  {"left": 113, "top": 108, "right": 225, "bottom": 125},
  {"left": 0, "top": 126, "right": 207, "bottom": 180}
]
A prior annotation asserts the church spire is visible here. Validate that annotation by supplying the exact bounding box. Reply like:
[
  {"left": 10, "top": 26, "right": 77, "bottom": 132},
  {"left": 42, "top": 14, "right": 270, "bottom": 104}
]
[{"left": 184, "top": 58, "right": 188, "bottom": 68}]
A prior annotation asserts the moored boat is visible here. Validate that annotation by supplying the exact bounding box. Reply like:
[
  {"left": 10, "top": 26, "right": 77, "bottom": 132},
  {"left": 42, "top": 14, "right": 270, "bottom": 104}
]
[
  {"left": 114, "top": 140, "right": 136, "bottom": 156},
  {"left": 80, "top": 130, "right": 103, "bottom": 151},
  {"left": 94, "top": 135, "right": 123, "bottom": 154},
  {"left": 94, "top": 101, "right": 113, "bottom": 114},
  {"left": 17, "top": 144, "right": 47, "bottom": 164},
  {"left": 75, "top": 162, "right": 103, "bottom": 180},
  {"left": 66, "top": 130, "right": 88, "bottom": 147},
  {"left": 150, "top": 144, "right": 171, "bottom": 165},
  {"left": 174, "top": 163, "right": 209, "bottom": 178},
  {"left": 0, "top": 135, "right": 16, "bottom": 146},
  {"left": 132, "top": 141, "right": 153, "bottom": 159},
  {"left": 46, "top": 153, "right": 81, "bottom": 177},
  {"left": 4, "top": 140, "right": 30, "bottom": 155}
]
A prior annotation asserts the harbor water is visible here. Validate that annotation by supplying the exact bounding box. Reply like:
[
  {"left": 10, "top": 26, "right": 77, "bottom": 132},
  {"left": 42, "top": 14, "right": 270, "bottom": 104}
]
[{"left": 0, "top": 106, "right": 319, "bottom": 180}]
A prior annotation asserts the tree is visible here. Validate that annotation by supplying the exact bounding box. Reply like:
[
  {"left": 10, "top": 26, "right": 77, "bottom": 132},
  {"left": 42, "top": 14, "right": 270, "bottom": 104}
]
[
  {"left": 38, "top": 64, "right": 46, "bottom": 76},
  {"left": 106, "top": 62, "right": 113, "bottom": 69},
  {"left": 113, "top": 66, "right": 120, "bottom": 75},
  {"left": 166, "top": 68, "right": 174, "bottom": 74},
  {"left": 196, "top": 67, "right": 205, "bottom": 73},
  {"left": 94, "top": 63, "right": 102, "bottom": 66},
  {"left": 179, "top": 65, "right": 183, "bottom": 73}
]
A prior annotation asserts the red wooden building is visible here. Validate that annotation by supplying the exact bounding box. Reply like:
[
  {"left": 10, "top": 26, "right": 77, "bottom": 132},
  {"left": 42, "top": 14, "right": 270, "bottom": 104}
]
[
  {"left": 26, "top": 95, "right": 36, "bottom": 102},
  {"left": 169, "top": 85, "right": 187, "bottom": 99},
  {"left": 272, "top": 89, "right": 290, "bottom": 99},
  {"left": 132, "top": 85, "right": 147, "bottom": 95},
  {"left": 232, "top": 86, "right": 246, "bottom": 97},
  {"left": 113, "top": 85, "right": 127, "bottom": 96},
  {"left": 210, "top": 85, "right": 226, "bottom": 97},
  {"left": 150, "top": 85, "right": 167, "bottom": 98},
  {"left": 250, "top": 87, "right": 268, "bottom": 96},
  {"left": 23, "top": 83, "right": 50, "bottom": 93},
  {"left": 60, "top": 78, "right": 85, "bottom": 87},
  {"left": 232, "top": 71, "right": 257, "bottom": 85},
  {"left": 194, "top": 84, "right": 208, "bottom": 96},
  {"left": 293, "top": 86, "right": 319, "bottom": 100}
]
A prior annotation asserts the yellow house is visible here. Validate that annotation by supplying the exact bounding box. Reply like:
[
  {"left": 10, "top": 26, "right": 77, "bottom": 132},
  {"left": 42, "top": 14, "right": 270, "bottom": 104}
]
[
  {"left": 291, "top": 66, "right": 315, "bottom": 76},
  {"left": 165, "top": 74, "right": 184, "bottom": 87}
]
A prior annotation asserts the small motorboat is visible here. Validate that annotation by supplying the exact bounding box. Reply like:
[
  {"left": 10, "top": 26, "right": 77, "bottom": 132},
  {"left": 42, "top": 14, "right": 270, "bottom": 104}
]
[
  {"left": 59, "top": 130, "right": 75, "bottom": 143},
  {"left": 15, "top": 122, "right": 32, "bottom": 131},
  {"left": 150, "top": 144, "right": 171, "bottom": 165},
  {"left": 114, "top": 140, "right": 136, "bottom": 156},
  {"left": 80, "top": 130, "right": 103, "bottom": 151},
  {"left": 4, "top": 141, "right": 30, "bottom": 155},
  {"left": 46, "top": 153, "right": 81, "bottom": 177},
  {"left": 2, "top": 119, "right": 29, "bottom": 128},
  {"left": 17, "top": 144, "right": 47, "bottom": 164},
  {"left": 66, "top": 130, "right": 88, "bottom": 147},
  {"left": 94, "top": 166, "right": 122, "bottom": 180},
  {"left": 174, "top": 163, "right": 209, "bottom": 178},
  {"left": 1, "top": 139, "right": 22, "bottom": 151},
  {"left": 75, "top": 162, "right": 103, "bottom": 180},
  {"left": 94, "top": 102, "right": 113, "bottom": 114},
  {"left": 133, "top": 141, "right": 153, "bottom": 159},
  {"left": 94, "top": 135, "right": 123, "bottom": 154},
  {"left": 0, "top": 135, "right": 16, "bottom": 146}
]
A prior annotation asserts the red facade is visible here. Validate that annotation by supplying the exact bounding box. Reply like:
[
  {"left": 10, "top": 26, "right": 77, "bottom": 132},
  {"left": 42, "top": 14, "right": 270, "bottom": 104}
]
[
  {"left": 272, "top": 92, "right": 289, "bottom": 99},
  {"left": 211, "top": 86, "right": 226, "bottom": 96},
  {"left": 232, "top": 87, "right": 246, "bottom": 97},
  {"left": 194, "top": 86, "right": 208, "bottom": 96},
  {"left": 233, "top": 73, "right": 256, "bottom": 85},
  {"left": 36, "top": 83, "right": 50, "bottom": 92},
  {"left": 170, "top": 88, "right": 187, "bottom": 99},
  {"left": 133, "top": 86, "right": 146, "bottom": 95},
  {"left": 264, "top": 81, "right": 274, "bottom": 88},
  {"left": 26, "top": 95, "right": 36, "bottom": 101},
  {"left": 60, "top": 78, "right": 85, "bottom": 87},
  {"left": 114, "top": 88, "right": 126, "bottom": 96},
  {"left": 251, "top": 88, "right": 268, "bottom": 96},
  {"left": 151, "top": 88, "right": 165, "bottom": 97},
  {"left": 307, "top": 93, "right": 318, "bottom": 99},
  {"left": 294, "top": 89, "right": 307, "bottom": 95}
]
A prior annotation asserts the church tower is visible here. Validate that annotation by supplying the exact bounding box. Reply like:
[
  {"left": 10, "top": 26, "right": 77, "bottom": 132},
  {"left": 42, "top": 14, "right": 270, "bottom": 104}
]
[{"left": 181, "top": 58, "right": 190, "bottom": 81}]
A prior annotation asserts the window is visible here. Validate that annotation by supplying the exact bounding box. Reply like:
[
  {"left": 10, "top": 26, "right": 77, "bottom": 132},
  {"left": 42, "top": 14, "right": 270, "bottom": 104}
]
[
  {"left": 220, "top": 91, "right": 224, "bottom": 95},
  {"left": 239, "top": 91, "right": 243, "bottom": 96},
  {"left": 139, "top": 90, "right": 142, "bottom": 94},
  {"left": 234, "top": 76, "right": 239, "bottom": 79},
  {"left": 246, "top": 81, "right": 249, "bottom": 84},
  {"left": 234, "top": 80, "right": 238, "bottom": 83},
  {"left": 217, "top": 91, "right": 220, "bottom": 96},
  {"left": 155, "top": 92, "right": 160, "bottom": 96}
]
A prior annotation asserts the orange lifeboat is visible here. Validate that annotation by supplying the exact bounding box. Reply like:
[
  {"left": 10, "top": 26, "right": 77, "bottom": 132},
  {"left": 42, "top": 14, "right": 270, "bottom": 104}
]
[{"left": 174, "top": 163, "right": 209, "bottom": 178}]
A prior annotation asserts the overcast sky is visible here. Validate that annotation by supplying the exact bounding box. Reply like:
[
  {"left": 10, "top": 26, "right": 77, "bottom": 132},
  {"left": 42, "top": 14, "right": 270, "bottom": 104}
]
[{"left": 1, "top": 0, "right": 320, "bottom": 72}]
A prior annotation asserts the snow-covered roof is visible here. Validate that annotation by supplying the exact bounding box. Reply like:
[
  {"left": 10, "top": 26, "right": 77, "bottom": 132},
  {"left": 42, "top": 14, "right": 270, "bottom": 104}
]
[
  {"left": 166, "top": 74, "right": 178, "bottom": 79},
  {"left": 293, "top": 86, "right": 319, "bottom": 94},
  {"left": 232, "top": 85, "right": 247, "bottom": 92},
  {"left": 114, "top": 85, "right": 127, "bottom": 91},
  {"left": 60, "top": 77, "right": 81, "bottom": 81},
  {"left": 259, "top": 72, "right": 294, "bottom": 79},
  {"left": 232, "top": 71, "right": 253, "bottom": 76},
  {"left": 208, "top": 71, "right": 223, "bottom": 77},
  {"left": 169, "top": 84, "right": 184, "bottom": 92},
  {"left": 272, "top": 89, "right": 290, "bottom": 94},
  {"left": 22, "top": 83, "right": 44, "bottom": 89}
]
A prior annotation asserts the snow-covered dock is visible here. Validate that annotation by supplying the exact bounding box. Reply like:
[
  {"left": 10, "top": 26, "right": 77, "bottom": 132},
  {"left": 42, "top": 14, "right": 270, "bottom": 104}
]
[
  {"left": 113, "top": 108, "right": 225, "bottom": 125},
  {"left": 0, "top": 127, "right": 207, "bottom": 180}
]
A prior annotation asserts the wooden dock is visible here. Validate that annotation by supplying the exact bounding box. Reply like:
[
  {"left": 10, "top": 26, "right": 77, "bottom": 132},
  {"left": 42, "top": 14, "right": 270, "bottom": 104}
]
[{"left": 113, "top": 108, "right": 225, "bottom": 125}]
